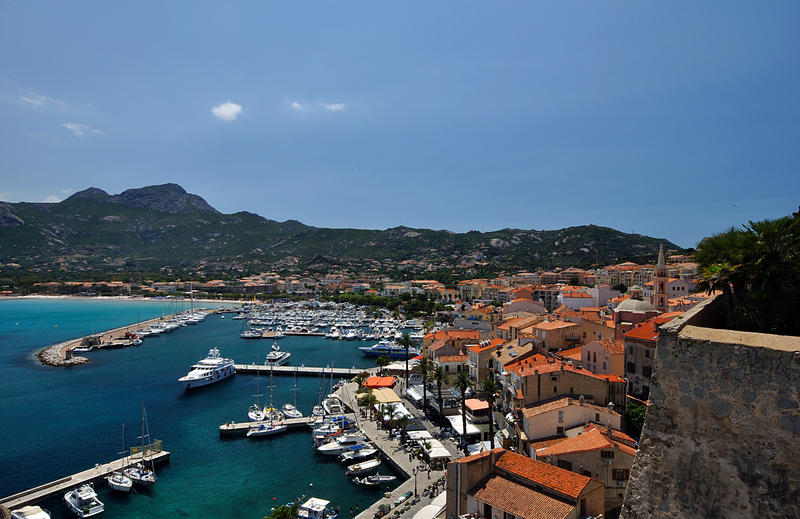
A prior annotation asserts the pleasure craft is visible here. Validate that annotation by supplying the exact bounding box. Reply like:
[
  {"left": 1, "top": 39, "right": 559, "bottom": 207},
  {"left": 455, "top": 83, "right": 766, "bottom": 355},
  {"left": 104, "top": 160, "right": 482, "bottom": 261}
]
[
  {"left": 345, "top": 458, "right": 381, "bottom": 476},
  {"left": 281, "top": 403, "right": 303, "bottom": 419},
  {"left": 178, "top": 347, "right": 235, "bottom": 389},
  {"left": 240, "top": 328, "right": 263, "bottom": 339},
  {"left": 296, "top": 498, "right": 338, "bottom": 519},
  {"left": 63, "top": 484, "right": 103, "bottom": 517},
  {"left": 338, "top": 446, "right": 378, "bottom": 463},
  {"left": 246, "top": 422, "right": 287, "bottom": 438},
  {"left": 264, "top": 343, "right": 291, "bottom": 366},
  {"left": 105, "top": 471, "right": 133, "bottom": 492},
  {"left": 10, "top": 506, "right": 50, "bottom": 519},
  {"left": 322, "top": 395, "right": 344, "bottom": 415},
  {"left": 248, "top": 403, "right": 267, "bottom": 421},
  {"left": 317, "top": 433, "right": 367, "bottom": 455},
  {"left": 358, "top": 340, "right": 420, "bottom": 359},
  {"left": 123, "top": 463, "right": 157, "bottom": 486}
]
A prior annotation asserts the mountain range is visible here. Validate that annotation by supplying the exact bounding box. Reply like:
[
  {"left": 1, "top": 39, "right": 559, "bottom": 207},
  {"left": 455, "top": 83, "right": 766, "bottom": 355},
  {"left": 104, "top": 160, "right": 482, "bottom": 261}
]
[{"left": 0, "top": 184, "right": 681, "bottom": 278}]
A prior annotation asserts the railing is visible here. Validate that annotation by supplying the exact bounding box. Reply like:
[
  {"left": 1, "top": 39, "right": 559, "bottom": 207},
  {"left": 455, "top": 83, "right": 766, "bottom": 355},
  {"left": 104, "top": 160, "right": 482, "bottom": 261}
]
[{"left": 130, "top": 439, "right": 163, "bottom": 458}]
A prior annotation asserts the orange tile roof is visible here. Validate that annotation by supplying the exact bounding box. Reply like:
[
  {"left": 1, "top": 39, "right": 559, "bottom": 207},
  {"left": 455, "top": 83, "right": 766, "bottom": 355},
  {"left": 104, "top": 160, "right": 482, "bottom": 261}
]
[
  {"left": 438, "top": 355, "right": 468, "bottom": 363},
  {"left": 424, "top": 329, "right": 481, "bottom": 341},
  {"left": 495, "top": 450, "right": 594, "bottom": 499},
  {"left": 592, "top": 339, "right": 624, "bottom": 355},
  {"left": 465, "top": 398, "right": 490, "bottom": 411},
  {"left": 536, "top": 428, "right": 637, "bottom": 458},
  {"left": 559, "top": 347, "right": 583, "bottom": 360},
  {"left": 468, "top": 338, "right": 506, "bottom": 353},
  {"left": 561, "top": 291, "right": 592, "bottom": 298},
  {"left": 532, "top": 321, "right": 578, "bottom": 331},
  {"left": 519, "top": 396, "right": 619, "bottom": 419},
  {"left": 471, "top": 475, "right": 575, "bottom": 519},
  {"left": 624, "top": 312, "right": 682, "bottom": 342},
  {"left": 506, "top": 354, "right": 625, "bottom": 383}
]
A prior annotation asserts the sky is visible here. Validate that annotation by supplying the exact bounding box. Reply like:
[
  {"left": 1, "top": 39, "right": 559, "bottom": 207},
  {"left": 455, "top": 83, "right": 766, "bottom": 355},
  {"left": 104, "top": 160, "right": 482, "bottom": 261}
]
[{"left": 1, "top": 2, "right": 799, "bottom": 248}]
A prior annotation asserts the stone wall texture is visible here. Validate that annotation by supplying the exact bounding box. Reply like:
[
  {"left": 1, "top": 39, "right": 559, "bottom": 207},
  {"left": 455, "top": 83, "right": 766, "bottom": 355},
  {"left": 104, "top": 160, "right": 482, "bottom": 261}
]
[{"left": 621, "top": 297, "right": 800, "bottom": 519}]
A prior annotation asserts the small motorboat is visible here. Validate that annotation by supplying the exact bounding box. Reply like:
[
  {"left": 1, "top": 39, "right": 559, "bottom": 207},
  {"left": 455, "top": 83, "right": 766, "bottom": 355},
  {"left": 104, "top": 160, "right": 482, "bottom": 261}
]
[
  {"left": 10, "top": 506, "right": 51, "bottom": 519},
  {"left": 63, "top": 484, "right": 104, "bottom": 517},
  {"left": 281, "top": 403, "right": 303, "bottom": 419},
  {"left": 345, "top": 458, "right": 381, "bottom": 476},
  {"left": 338, "top": 446, "right": 378, "bottom": 463}
]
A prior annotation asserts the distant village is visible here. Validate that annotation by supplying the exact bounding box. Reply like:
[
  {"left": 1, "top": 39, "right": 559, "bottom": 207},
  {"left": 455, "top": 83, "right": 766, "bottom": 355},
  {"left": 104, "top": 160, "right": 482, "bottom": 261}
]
[{"left": 15, "top": 247, "right": 714, "bottom": 518}]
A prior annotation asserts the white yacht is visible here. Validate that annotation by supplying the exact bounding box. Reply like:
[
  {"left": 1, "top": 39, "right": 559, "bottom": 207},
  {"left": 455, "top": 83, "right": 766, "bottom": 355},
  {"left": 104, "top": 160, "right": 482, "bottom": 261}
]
[
  {"left": 10, "top": 506, "right": 50, "bottom": 519},
  {"left": 317, "top": 433, "right": 367, "bottom": 456},
  {"left": 281, "top": 403, "right": 303, "bottom": 419},
  {"left": 64, "top": 484, "right": 103, "bottom": 518},
  {"left": 178, "top": 347, "right": 235, "bottom": 389},
  {"left": 322, "top": 395, "right": 344, "bottom": 415},
  {"left": 123, "top": 463, "right": 156, "bottom": 486},
  {"left": 346, "top": 458, "right": 381, "bottom": 476},
  {"left": 264, "top": 343, "right": 291, "bottom": 366},
  {"left": 297, "top": 498, "right": 338, "bottom": 519},
  {"left": 246, "top": 421, "right": 287, "bottom": 438}
]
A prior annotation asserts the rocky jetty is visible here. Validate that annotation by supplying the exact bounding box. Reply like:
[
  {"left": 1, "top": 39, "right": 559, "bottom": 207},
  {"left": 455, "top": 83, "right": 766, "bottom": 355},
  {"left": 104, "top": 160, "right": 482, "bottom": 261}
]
[{"left": 37, "top": 342, "right": 90, "bottom": 367}]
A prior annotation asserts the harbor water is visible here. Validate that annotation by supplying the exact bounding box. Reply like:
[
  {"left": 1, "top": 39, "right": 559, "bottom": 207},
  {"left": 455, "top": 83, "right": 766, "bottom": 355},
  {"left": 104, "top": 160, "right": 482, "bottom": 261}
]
[{"left": 0, "top": 298, "right": 394, "bottom": 518}]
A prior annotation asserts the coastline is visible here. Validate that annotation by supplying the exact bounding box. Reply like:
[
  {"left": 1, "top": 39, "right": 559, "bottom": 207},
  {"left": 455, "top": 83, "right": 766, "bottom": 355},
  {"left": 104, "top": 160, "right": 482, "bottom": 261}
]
[{"left": 2, "top": 294, "right": 254, "bottom": 305}]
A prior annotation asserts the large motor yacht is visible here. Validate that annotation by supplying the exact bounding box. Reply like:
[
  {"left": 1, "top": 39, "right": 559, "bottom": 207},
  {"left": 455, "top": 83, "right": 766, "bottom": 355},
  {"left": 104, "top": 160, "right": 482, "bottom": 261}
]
[
  {"left": 358, "top": 340, "right": 419, "bottom": 359},
  {"left": 178, "top": 347, "right": 235, "bottom": 389},
  {"left": 264, "top": 343, "right": 291, "bottom": 366}
]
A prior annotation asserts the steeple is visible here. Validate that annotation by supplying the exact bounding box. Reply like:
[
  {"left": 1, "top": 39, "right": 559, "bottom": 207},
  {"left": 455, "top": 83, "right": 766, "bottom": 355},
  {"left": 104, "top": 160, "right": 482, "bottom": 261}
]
[{"left": 653, "top": 243, "right": 668, "bottom": 312}]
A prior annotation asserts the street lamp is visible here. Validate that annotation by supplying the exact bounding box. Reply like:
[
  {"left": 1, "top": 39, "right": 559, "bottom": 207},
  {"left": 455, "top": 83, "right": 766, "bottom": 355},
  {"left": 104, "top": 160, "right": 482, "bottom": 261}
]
[{"left": 413, "top": 467, "right": 418, "bottom": 497}]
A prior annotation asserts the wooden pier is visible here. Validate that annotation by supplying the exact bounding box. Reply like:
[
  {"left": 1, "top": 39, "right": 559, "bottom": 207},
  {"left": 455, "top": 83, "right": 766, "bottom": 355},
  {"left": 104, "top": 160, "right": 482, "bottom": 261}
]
[
  {"left": 233, "top": 364, "right": 373, "bottom": 377},
  {"left": 219, "top": 414, "right": 356, "bottom": 437},
  {"left": 0, "top": 443, "right": 170, "bottom": 510}
]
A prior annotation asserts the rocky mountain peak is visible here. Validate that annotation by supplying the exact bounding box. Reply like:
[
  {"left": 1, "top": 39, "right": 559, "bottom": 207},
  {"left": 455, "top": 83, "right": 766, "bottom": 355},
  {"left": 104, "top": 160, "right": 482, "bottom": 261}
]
[{"left": 113, "top": 183, "right": 219, "bottom": 214}]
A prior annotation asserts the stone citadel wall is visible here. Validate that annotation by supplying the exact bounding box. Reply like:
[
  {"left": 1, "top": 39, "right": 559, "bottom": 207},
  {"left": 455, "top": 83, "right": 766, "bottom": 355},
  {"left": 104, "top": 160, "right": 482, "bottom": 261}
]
[{"left": 621, "top": 297, "right": 800, "bottom": 519}]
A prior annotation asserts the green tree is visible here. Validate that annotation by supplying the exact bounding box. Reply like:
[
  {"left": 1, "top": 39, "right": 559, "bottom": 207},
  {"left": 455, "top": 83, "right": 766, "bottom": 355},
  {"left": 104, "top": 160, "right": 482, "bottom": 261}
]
[
  {"left": 612, "top": 283, "right": 627, "bottom": 293},
  {"left": 375, "top": 355, "right": 391, "bottom": 375},
  {"left": 454, "top": 370, "right": 473, "bottom": 455},
  {"left": 264, "top": 503, "right": 300, "bottom": 519},
  {"left": 432, "top": 366, "right": 448, "bottom": 426},
  {"left": 479, "top": 375, "right": 501, "bottom": 449},
  {"left": 696, "top": 211, "right": 800, "bottom": 334},
  {"left": 398, "top": 333, "right": 414, "bottom": 390},
  {"left": 395, "top": 414, "right": 411, "bottom": 445},
  {"left": 417, "top": 356, "right": 434, "bottom": 412}
]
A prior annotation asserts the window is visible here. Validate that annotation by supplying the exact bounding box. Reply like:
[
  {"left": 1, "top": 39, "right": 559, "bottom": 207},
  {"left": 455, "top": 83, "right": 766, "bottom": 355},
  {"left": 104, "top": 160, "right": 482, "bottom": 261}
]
[
  {"left": 613, "top": 469, "right": 630, "bottom": 480},
  {"left": 583, "top": 470, "right": 592, "bottom": 477},
  {"left": 627, "top": 362, "right": 636, "bottom": 374},
  {"left": 557, "top": 459, "right": 572, "bottom": 471},
  {"left": 643, "top": 366, "right": 652, "bottom": 378},
  {"left": 569, "top": 387, "right": 574, "bottom": 393},
  {"left": 645, "top": 349, "right": 650, "bottom": 358},
  {"left": 553, "top": 386, "right": 558, "bottom": 394},
  {"left": 601, "top": 450, "right": 615, "bottom": 459},
  {"left": 602, "top": 361, "right": 607, "bottom": 370},
  {"left": 595, "top": 413, "right": 600, "bottom": 421},
  {"left": 592, "top": 352, "right": 596, "bottom": 363},
  {"left": 557, "top": 426, "right": 564, "bottom": 434},
  {"left": 558, "top": 410, "right": 564, "bottom": 423},
  {"left": 551, "top": 376, "right": 558, "bottom": 381},
  {"left": 583, "top": 332, "right": 587, "bottom": 338}
]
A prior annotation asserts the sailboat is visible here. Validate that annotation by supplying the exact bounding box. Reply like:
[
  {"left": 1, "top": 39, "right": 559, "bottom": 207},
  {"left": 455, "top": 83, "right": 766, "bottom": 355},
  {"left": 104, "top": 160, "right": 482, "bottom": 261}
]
[
  {"left": 247, "top": 365, "right": 288, "bottom": 438},
  {"left": 248, "top": 371, "right": 267, "bottom": 421},
  {"left": 124, "top": 403, "right": 157, "bottom": 486},
  {"left": 106, "top": 424, "right": 133, "bottom": 492},
  {"left": 282, "top": 366, "right": 303, "bottom": 419}
]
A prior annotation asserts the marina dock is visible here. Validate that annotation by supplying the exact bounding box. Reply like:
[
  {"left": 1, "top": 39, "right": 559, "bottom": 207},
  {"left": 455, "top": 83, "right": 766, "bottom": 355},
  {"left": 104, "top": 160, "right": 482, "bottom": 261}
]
[
  {"left": 233, "top": 364, "right": 373, "bottom": 377},
  {"left": 0, "top": 443, "right": 170, "bottom": 510},
  {"left": 219, "top": 414, "right": 356, "bottom": 437}
]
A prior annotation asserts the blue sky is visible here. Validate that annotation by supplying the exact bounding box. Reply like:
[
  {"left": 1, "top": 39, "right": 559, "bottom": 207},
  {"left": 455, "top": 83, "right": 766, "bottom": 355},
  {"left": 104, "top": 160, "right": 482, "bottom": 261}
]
[{"left": 1, "top": 2, "right": 798, "bottom": 248}]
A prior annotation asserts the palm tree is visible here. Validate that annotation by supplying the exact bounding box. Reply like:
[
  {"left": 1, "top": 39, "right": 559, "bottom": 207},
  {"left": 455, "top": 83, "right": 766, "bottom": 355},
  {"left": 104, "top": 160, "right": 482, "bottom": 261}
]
[
  {"left": 454, "top": 370, "right": 473, "bottom": 455},
  {"left": 479, "top": 375, "right": 501, "bottom": 449},
  {"left": 417, "top": 356, "right": 434, "bottom": 413},
  {"left": 432, "top": 366, "right": 448, "bottom": 425},
  {"left": 375, "top": 355, "right": 391, "bottom": 375},
  {"left": 359, "top": 391, "right": 378, "bottom": 417},
  {"left": 398, "top": 333, "right": 414, "bottom": 390},
  {"left": 395, "top": 414, "right": 411, "bottom": 445}
]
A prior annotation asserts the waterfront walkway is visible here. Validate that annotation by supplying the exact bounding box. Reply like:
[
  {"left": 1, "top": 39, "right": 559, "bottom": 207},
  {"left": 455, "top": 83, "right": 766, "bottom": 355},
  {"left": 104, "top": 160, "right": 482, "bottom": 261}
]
[
  {"left": 337, "top": 383, "right": 458, "bottom": 519},
  {"left": 0, "top": 444, "right": 170, "bottom": 510}
]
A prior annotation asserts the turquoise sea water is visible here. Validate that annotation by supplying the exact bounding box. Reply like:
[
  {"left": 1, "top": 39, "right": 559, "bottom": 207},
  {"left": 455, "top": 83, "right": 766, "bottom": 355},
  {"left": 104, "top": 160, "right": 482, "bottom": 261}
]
[{"left": 0, "top": 298, "right": 393, "bottom": 518}]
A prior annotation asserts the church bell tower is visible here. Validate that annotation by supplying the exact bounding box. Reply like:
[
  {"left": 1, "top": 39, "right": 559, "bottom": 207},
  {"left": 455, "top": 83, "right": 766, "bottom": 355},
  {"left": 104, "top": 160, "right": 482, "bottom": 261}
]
[{"left": 653, "top": 243, "right": 668, "bottom": 312}]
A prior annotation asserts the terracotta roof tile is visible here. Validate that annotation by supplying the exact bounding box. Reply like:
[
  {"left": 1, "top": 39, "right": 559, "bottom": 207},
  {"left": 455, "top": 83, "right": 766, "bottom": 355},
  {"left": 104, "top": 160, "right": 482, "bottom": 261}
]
[
  {"left": 471, "top": 475, "right": 575, "bottom": 519},
  {"left": 438, "top": 355, "right": 468, "bottom": 363},
  {"left": 536, "top": 428, "right": 637, "bottom": 458},
  {"left": 495, "top": 450, "right": 593, "bottom": 499}
]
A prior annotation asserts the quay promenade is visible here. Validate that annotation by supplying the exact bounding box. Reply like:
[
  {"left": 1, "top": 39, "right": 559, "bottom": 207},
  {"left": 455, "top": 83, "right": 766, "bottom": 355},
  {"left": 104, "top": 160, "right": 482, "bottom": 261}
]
[
  {"left": 0, "top": 443, "right": 169, "bottom": 510},
  {"left": 337, "top": 383, "right": 458, "bottom": 519}
]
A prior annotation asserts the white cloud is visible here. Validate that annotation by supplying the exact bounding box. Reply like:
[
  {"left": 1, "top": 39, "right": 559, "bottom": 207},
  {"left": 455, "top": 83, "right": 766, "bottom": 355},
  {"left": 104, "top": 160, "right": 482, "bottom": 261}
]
[
  {"left": 44, "top": 195, "right": 61, "bottom": 203},
  {"left": 324, "top": 103, "right": 346, "bottom": 112},
  {"left": 61, "top": 188, "right": 74, "bottom": 196},
  {"left": 20, "top": 92, "right": 54, "bottom": 107},
  {"left": 212, "top": 101, "right": 243, "bottom": 121},
  {"left": 61, "top": 122, "right": 104, "bottom": 137},
  {"left": 291, "top": 101, "right": 304, "bottom": 111}
]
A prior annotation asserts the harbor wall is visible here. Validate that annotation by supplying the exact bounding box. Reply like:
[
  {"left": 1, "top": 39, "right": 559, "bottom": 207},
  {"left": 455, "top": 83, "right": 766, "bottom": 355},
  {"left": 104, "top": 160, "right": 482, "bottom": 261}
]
[{"left": 620, "top": 297, "right": 800, "bottom": 519}]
